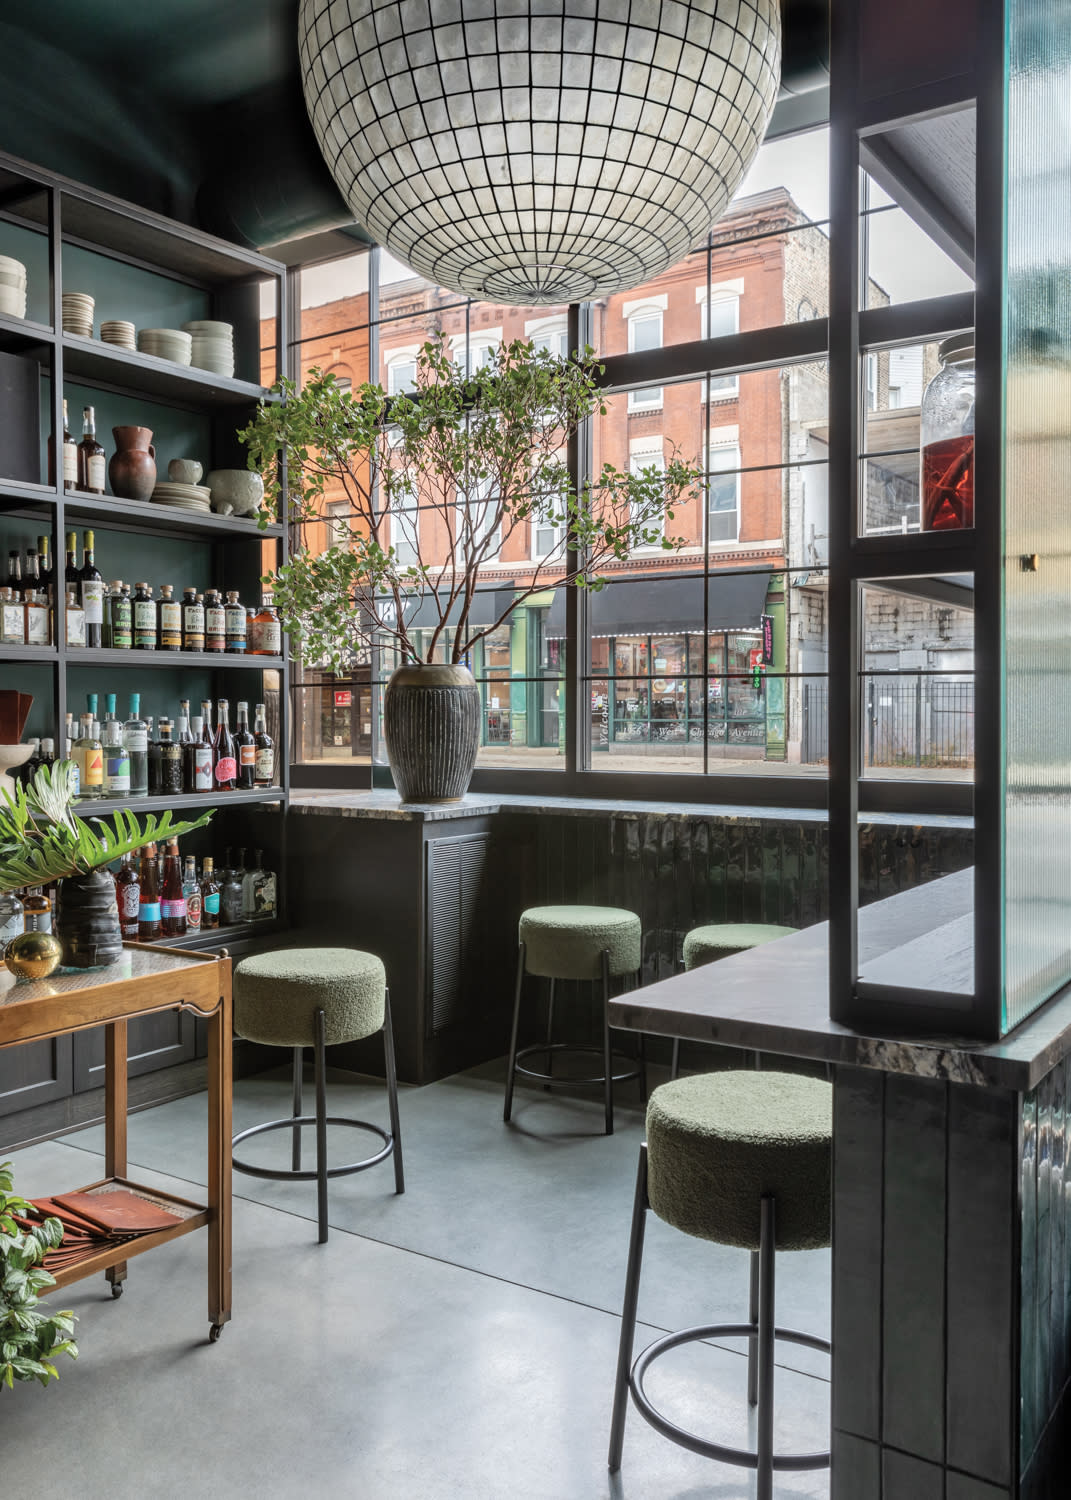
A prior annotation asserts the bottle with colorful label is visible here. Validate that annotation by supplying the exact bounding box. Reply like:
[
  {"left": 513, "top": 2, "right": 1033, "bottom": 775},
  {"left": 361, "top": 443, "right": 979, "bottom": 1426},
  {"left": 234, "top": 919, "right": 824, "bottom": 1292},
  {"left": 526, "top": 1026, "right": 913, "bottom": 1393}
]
[
  {"left": 161, "top": 839, "right": 187, "bottom": 937},
  {"left": 114, "top": 852, "right": 140, "bottom": 940},
  {"left": 183, "top": 856, "right": 202, "bottom": 933},
  {"left": 138, "top": 842, "right": 161, "bottom": 940}
]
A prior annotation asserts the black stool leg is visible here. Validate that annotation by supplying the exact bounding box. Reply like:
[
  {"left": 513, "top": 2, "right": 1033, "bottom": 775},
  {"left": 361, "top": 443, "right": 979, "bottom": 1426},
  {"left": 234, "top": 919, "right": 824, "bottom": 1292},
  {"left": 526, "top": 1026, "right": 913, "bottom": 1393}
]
[
  {"left": 291, "top": 1046, "right": 303, "bottom": 1171},
  {"left": 543, "top": 977, "right": 556, "bottom": 1090},
  {"left": 601, "top": 949, "right": 613, "bottom": 1135},
  {"left": 503, "top": 941, "right": 526, "bottom": 1123},
  {"left": 608, "top": 1143, "right": 649, "bottom": 1473},
  {"left": 756, "top": 1194, "right": 777, "bottom": 1500},
  {"left": 314, "top": 1007, "right": 329, "bottom": 1244},
  {"left": 383, "top": 988, "right": 405, "bottom": 1195},
  {"left": 747, "top": 1248, "right": 760, "bottom": 1406},
  {"left": 669, "top": 1037, "right": 681, "bottom": 1080}
]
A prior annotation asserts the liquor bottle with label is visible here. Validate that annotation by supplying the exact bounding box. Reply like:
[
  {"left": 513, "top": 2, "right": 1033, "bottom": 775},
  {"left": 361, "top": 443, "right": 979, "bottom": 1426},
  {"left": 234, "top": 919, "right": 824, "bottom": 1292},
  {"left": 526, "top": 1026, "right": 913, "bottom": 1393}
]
[
  {"left": 253, "top": 702, "right": 275, "bottom": 787},
  {"left": 158, "top": 719, "right": 183, "bottom": 795},
  {"left": 235, "top": 700, "right": 256, "bottom": 789},
  {"left": 241, "top": 850, "right": 276, "bottom": 922},
  {"left": 65, "top": 588, "right": 85, "bottom": 647},
  {"left": 22, "top": 887, "right": 52, "bottom": 935},
  {"left": 225, "top": 590, "right": 247, "bottom": 653},
  {"left": 137, "top": 842, "right": 161, "bottom": 940},
  {"left": 204, "top": 589, "right": 226, "bottom": 653},
  {"left": 161, "top": 839, "right": 187, "bottom": 938},
  {"left": 182, "top": 586, "right": 204, "bottom": 651},
  {"left": 123, "top": 693, "right": 149, "bottom": 797},
  {"left": 212, "top": 698, "right": 237, "bottom": 790},
  {"left": 47, "top": 398, "right": 77, "bottom": 490},
  {"left": 23, "top": 549, "right": 40, "bottom": 599},
  {"left": 147, "top": 719, "right": 163, "bottom": 795},
  {"left": 177, "top": 699, "right": 194, "bottom": 745},
  {"left": 77, "top": 406, "right": 106, "bottom": 494},
  {"left": 221, "top": 849, "right": 245, "bottom": 925},
  {"left": 37, "top": 534, "right": 52, "bottom": 603},
  {"left": 248, "top": 595, "right": 282, "bottom": 656},
  {"left": 79, "top": 529, "right": 104, "bottom": 646},
  {"left": 5, "top": 549, "right": 21, "bottom": 597},
  {"left": 133, "top": 581, "right": 157, "bottom": 649},
  {"left": 64, "top": 530, "right": 80, "bottom": 592},
  {"left": 0, "top": 890, "right": 25, "bottom": 949},
  {"left": 103, "top": 703, "right": 130, "bottom": 799},
  {"left": 64, "top": 712, "right": 75, "bottom": 758},
  {"left": 114, "top": 851, "right": 140, "bottom": 940},
  {"left": 74, "top": 712, "right": 104, "bottom": 799},
  {"left": 158, "top": 583, "right": 181, "bottom": 651},
  {"left": 38, "top": 737, "right": 55, "bottom": 769},
  {"left": 200, "top": 856, "right": 220, "bottom": 930},
  {"left": 195, "top": 700, "right": 215, "bottom": 791},
  {"left": 109, "top": 580, "right": 132, "bottom": 649},
  {"left": 23, "top": 589, "right": 49, "bottom": 647},
  {"left": 183, "top": 856, "right": 202, "bottom": 933}
]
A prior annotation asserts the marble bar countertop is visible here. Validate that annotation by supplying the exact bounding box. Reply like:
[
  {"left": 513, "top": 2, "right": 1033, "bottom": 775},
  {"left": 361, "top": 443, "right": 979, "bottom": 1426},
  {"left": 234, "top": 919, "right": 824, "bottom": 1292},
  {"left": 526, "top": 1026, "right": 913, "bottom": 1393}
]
[
  {"left": 288, "top": 788, "right": 973, "bottom": 830},
  {"left": 609, "top": 867, "right": 1071, "bottom": 1092}
]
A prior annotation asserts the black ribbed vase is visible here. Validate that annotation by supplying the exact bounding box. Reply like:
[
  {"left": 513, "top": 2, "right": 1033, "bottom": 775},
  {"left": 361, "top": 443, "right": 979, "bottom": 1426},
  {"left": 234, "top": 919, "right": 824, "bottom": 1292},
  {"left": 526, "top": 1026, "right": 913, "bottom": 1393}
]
[
  {"left": 383, "top": 663, "right": 481, "bottom": 803},
  {"left": 55, "top": 870, "right": 124, "bottom": 969}
]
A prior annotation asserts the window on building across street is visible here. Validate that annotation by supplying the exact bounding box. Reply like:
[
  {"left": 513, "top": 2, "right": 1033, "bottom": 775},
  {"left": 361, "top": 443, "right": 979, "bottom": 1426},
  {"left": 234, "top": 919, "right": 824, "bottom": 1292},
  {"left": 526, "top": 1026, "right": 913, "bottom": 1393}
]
[
  {"left": 627, "top": 304, "right": 664, "bottom": 410},
  {"left": 326, "top": 500, "right": 351, "bottom": 549},
  {"left": 531, "top": 452, "right": 566, "bottom": 560},
  {"left": 390, "top": 480, "right": 420, "bottom": 567},
  {"left": 526, "top": 315, "right": 569, "bottom": 360},
  {"left": 630, "top": 439, "right": 667, "bottom": 550},
  {"left": 708, "top": 444, "right": 742, "bottom": 544},
  {"left": 386, "top": 351, "right": 418, "bottom": 396},
  {"left": 460, "top": 471, "right": 501, "bottom": 559},
  {"left": 700, "top": 289, "right": 742, "bottom": 396}
]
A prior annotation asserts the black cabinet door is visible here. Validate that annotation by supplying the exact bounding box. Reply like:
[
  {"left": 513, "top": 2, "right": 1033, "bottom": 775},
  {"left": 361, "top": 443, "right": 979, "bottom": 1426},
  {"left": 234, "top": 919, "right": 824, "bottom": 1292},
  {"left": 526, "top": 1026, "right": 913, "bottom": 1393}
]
[
  {"left": 72, "top": 1012, "right": 196, "bottom": 1093},
  {"left": 0, "top": 1036, "right": 74, "bottom": 1120}
]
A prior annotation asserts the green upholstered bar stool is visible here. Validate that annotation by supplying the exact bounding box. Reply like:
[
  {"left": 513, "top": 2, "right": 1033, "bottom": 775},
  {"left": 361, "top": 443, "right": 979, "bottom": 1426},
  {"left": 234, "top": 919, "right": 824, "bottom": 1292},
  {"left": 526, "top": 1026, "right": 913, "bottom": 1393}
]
[
  {"left": 503, "top": 904, "right": 644, "bottom": 1135},
  {"left": 231, "top": 948, "right": 404, "bottom": 1244},
  {"left": 671, "top": 923, "right": 798, "bottom": 1079},
  {"left": 609, "top": 1070, "right": 832, "bottom": 1500}
]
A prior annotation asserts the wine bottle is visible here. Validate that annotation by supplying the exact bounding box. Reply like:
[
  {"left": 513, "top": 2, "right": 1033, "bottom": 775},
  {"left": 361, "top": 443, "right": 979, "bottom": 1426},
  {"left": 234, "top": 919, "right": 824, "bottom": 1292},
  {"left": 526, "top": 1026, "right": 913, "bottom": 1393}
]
[
  {"left": 64, "top": 530, "right": 80, "bottom": 594},
  {"left": 5, "top": 549, "right": 21, "bottom": 597},
  {"left": 79, "top": 529, "right": 104, "bottom": 647},
  {"left": 138, "top": 843, "right": 161, "bottom": 940},
  {"left": 253, "top": 702, "right": 275, "bottom": 787},
  {"left": 212, "top": 698, "right": 237, "bottom": 791},
  {"left": 77, "top": 406, "right": 106, "bottom": 494},
  {"left": 195, "top": 700, "right": 215, "bottom": 792},
  {"left": 161, "top": 839, "right": 187, "bottom": 937},
  {"left": 114, "top": 852, "right": 140, "bottom": 940},
  {"left": 235, "top": 700, "right": 256, "bottom": 790}
]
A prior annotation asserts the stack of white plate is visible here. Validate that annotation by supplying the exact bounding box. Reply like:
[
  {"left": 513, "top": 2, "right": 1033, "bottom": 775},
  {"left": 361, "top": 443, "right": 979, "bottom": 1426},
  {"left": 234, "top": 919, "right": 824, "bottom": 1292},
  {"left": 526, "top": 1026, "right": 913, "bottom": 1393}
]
[
  {"left": 150, "top": 480, "right": 212, "bottom": 512},
  {"left": 137, "top": 328, "right": 192, "bottom": 366},
  {"left": 62, "top": 291, "right": 94, "bottom": 336},
  {"left": 183, "top": 320, "right": 234, "bottom": 377},
  {"left": 0, "top": 255, "right": 27, "bottom": 319},
  {"left": 100, "top": 319, "right": 136, "bottom": 351}
]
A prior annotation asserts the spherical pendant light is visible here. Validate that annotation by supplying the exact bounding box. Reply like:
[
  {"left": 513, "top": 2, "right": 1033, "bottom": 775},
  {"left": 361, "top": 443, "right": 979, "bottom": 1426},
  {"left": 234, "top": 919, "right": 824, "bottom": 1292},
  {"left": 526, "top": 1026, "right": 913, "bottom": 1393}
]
[{"left": 299, "top": 0, "right": 781, "bottom": 305}]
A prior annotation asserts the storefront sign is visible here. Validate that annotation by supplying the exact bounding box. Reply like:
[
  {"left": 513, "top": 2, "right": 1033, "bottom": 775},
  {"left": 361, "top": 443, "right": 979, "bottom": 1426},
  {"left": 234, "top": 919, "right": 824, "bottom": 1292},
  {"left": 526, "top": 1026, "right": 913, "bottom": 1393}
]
[
  {"left": 334, "top": 690, "right": 352, "bottom": 707},
  {"left": 761, "top": 613, "right": 775, "bottom": 665},
  {"left": 749, "top": 647, "right": 764, "bottom": 691}
]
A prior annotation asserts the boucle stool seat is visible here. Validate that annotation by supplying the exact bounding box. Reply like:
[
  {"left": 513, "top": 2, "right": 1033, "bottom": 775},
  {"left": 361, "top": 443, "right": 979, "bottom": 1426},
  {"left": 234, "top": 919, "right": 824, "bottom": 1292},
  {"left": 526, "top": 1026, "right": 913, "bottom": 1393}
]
[
  {"left": 672, "top": 922, "right": 797, "bottom": 1079},
  {"left": 504, "top": 904, "right": 645, "bottom": 1135},
  {"left": 609, "top": 1071, "right": 832, "bottom": 1498},
  {"left": 231, "top": 948, "right": 403, "bottom": 1243}
]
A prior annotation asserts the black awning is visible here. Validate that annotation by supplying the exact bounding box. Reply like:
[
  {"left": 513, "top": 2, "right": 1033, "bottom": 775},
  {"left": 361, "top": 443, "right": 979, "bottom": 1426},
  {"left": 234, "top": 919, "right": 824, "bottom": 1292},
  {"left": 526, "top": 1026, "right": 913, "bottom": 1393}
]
[
  {"left": 543, "top": 569, "right": 771, "bottom": 638},
  {"left": 400, "top": 585, "right": 518, "bottom": 632}
]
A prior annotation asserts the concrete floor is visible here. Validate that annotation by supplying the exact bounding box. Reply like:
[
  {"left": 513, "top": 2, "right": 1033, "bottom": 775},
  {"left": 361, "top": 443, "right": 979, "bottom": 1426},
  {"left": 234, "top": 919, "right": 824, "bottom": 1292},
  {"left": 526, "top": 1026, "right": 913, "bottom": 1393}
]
[{"left": 2, "top": 1061, "right": 830, "bottom": 1499}]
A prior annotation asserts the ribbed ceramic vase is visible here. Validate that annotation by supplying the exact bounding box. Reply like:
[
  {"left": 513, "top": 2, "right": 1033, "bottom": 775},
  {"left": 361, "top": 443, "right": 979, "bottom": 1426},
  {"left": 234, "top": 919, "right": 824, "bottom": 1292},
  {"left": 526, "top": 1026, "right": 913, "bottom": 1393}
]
[
  {"left": 55, "top": 870, "right": 124, "bottom": 969},
  {"left": 383, "top": 663, "right": 481, "bottom": 803}
]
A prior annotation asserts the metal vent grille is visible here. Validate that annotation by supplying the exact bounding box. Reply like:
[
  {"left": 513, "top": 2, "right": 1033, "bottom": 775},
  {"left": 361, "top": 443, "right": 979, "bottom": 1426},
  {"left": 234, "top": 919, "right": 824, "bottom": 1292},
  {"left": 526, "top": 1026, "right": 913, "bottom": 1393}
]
[{"left": 426, "top": 833, "right": 491, "bottom": 1037}]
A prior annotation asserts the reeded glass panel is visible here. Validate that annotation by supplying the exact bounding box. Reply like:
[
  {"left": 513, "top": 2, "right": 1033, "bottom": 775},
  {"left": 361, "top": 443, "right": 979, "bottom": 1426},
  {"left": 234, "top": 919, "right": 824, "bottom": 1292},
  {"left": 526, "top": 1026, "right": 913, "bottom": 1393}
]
[{"left": 1003, "top": 0, "right": 1071, "bottom": 1029}]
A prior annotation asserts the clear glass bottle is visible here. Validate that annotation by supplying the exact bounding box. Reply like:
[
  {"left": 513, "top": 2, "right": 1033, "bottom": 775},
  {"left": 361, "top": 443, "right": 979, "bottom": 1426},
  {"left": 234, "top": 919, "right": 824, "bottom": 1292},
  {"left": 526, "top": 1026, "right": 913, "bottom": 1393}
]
[
  {"left": 114, "top": 851, "right": 140, "bottom": 940},
  {"left": 133, "top": 581, "right": 157, "bottom": 649},
  {"left": 183, "top": 855, "right": 202, "bottom": 933},
  {"left": 221, "top": 849, "right": 245, "bottom": 925},
  {"left": 200, "top": 856, "right": 220, "bottom": 929},
  {"left": 103, "top": 697, "right": 130, "bottom": 798},
  {"left": 242, "top": 849, "right": 276, "bottom": 921},
  {"left": 65, "top": 587, "right": 85, "bottom": 647},
  {"left": 158, "top": 583, "right": 181, "bottom": 651},
  {"left": 110, "top": 581, "right": 132, "bottom": 650},
  {"left": 74, "top": 711, "right": 104, "bottom": 799},
  {"left": 23, "top": 588, "right": 49, "bottom": 646},
  {"left": 0, "top": 889, "right": 25, "bottom": 949},
  {"left": 123, "top": 692, "right": 149, "bottom": 797},
  {"left": 0, "top": 587, "right": 23, "bottom": 644},
  {"left": 225, "top": 590, "right": 247, "bottom": 653},
  {"left": 920, "top": 333, "right": 975, "bottom": 532},
  {"left": 253, "top": 702, "right": 275, "bottom": 786},
  {"left": 22, "top": 886, "right": 52, "bottom": 934},
  {"left": 248, "top": 595, "right": 282, "bottom": 656}
]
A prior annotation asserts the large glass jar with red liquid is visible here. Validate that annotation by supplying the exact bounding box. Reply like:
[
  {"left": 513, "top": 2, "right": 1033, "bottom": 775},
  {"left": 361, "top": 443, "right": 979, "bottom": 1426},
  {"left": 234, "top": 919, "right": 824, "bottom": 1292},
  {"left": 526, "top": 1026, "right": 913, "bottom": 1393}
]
[{"left": 920, "top": 333, "right": 975, "bottom": 530}]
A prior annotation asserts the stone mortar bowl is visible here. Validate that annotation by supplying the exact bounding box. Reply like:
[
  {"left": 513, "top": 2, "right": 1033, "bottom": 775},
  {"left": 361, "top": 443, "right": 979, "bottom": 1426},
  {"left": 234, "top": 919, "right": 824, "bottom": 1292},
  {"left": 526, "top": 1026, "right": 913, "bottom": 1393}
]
[{"left": 206, "top": 469, "right": 264, "bottom": 518}]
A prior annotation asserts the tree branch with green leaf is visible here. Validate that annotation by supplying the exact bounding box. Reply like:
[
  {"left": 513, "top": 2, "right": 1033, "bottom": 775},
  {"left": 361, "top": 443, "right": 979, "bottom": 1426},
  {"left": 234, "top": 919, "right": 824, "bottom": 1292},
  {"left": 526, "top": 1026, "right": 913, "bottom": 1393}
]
[{"left": 240, "top": 336, "right": 701, "bottom": 670}]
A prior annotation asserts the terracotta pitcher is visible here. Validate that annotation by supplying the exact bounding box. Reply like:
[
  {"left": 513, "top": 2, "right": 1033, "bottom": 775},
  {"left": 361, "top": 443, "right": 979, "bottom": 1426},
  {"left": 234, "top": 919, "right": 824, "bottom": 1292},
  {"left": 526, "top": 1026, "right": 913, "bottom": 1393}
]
[{"left": 109, "top": 425, "right": 156, "bottom": 502}]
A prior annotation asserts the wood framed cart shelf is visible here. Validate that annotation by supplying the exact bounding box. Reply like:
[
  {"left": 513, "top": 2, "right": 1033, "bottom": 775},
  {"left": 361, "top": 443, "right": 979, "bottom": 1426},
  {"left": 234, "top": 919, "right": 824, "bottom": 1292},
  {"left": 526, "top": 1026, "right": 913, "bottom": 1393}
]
[{"left": 0, "top": 943, "right": 232, "bottom": 1341}]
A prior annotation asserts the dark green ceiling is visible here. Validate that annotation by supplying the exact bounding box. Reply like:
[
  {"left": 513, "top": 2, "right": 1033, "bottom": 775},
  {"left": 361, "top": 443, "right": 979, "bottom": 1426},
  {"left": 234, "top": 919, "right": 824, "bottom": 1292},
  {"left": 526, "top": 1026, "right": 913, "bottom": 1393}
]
[{"left": 0, "top": 2, "right": 828, "bottom": 261}]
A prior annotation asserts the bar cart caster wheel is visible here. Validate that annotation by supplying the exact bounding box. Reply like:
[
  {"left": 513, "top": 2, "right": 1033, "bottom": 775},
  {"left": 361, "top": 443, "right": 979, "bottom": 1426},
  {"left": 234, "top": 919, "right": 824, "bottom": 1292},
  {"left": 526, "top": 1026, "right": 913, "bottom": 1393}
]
[
  {"left": 110, "top": 1282, "right": 124, "bottom": 1299},
  {"left": 209, "top": 1322, "right": 224, "bottom": 1343}
]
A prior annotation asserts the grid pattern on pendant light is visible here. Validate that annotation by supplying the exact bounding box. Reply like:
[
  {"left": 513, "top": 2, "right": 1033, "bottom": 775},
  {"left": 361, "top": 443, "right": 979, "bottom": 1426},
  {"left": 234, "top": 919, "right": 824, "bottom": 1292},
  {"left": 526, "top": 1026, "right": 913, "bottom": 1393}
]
[{"left": 299, "top": 0, "right": 781, "bottom": 305}]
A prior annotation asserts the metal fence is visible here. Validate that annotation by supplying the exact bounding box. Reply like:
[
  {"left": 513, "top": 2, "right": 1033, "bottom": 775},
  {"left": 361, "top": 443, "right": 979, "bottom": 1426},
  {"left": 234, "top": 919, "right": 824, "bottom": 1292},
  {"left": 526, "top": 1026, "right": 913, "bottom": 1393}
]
[{"left": 802, "top": 677, "right": 975, "bottom": 769}]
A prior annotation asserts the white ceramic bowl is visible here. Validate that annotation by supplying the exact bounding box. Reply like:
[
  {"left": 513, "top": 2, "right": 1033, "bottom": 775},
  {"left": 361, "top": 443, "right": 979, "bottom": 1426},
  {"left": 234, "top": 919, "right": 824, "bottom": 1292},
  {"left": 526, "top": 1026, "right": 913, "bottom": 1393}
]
[
  {"left": 183, "top": 320, "right": 234, "bottom": 336},
  {"left": 206, "top": 468, "right": 264, "bottom": 517},
  {"left": 167, "top": 458, "right": 204, "bottom": 485}
]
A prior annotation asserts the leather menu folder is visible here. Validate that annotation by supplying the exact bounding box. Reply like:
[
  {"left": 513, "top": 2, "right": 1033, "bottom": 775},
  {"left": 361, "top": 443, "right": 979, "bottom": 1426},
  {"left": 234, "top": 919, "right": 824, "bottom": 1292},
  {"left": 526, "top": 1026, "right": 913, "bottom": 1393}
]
[{"left": 51, "top": 1189, "right": 183, "bottom": 1234}]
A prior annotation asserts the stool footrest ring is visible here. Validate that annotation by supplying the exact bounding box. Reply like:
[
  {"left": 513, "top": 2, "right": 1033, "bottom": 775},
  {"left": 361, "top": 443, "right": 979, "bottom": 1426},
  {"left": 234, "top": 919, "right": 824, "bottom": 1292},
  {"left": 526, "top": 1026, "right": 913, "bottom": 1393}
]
[
  {"left": 232, "top": 1115, "right": 394, "bottom": 1182},
  {"left": 514, "top": 1041, "right": 641, "bottom": 1088},
  {"left": 630, "top": 1322, "right": 831, "bottom": 1472}
]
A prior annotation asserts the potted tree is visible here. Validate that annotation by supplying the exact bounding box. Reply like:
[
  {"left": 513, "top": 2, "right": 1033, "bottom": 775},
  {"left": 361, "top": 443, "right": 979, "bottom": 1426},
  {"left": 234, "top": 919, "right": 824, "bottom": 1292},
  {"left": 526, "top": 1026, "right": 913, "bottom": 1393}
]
[
  {"left": 241, "top": 337, "right": 700, "bottom": 802},
  {"left": 0, "top": 764, "right": 213, "bottom": 968}
]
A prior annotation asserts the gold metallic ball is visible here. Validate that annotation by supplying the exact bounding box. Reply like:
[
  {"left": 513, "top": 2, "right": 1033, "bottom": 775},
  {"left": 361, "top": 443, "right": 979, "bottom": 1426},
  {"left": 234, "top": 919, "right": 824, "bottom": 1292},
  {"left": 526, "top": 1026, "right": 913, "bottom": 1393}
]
[{"left": 4, "top": 930, "right": 62, "bottom": 980}]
